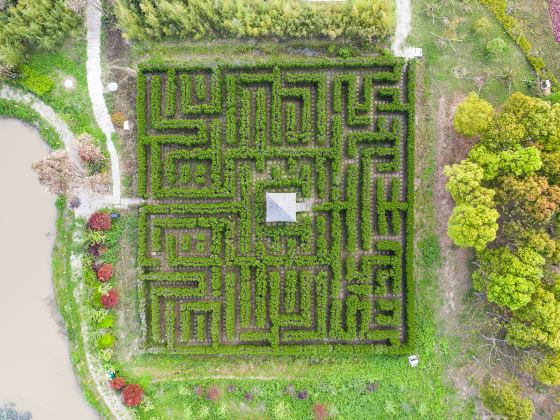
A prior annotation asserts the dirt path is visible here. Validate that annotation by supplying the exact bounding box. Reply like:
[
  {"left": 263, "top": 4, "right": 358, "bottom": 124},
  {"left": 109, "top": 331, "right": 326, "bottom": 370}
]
[
  {"left": 434, "top": 94, "right": 481, "bottom": 404},
  {"left": 434, "top": 95, "right": 477, "bottom": 320}
]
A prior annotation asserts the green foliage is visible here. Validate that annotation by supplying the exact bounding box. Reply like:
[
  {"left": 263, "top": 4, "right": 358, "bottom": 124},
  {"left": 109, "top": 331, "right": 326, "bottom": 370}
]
[
  {"left": 479, "top": 0, "right": 560, "bottom": 91},
  {"left": 0, "top": 0, "right": 79, "bottom": 68},
  {"left": 447, "top": 204, "right": 499, "bottom": 251},
  {"left": 485, "top": 37, "right": 507, "bottom": 59},
  {"left": 474, "top": 247, "right": 544, "bottom": 310},
  {"left": 444, "top": 160, "right": 494, "bottom": 206},
  {"left": 506, "top": 286, "right": 560, "bottom": 350},
  {"left": 114, "top": 0, "right": 393, "bottom": 43},
  {"left": 98, "top": 333, "right": 115, "bottom": 349},
  {"left": 453, "top": 92, "right": 494, "bottom": 137},
  {"left": 18, "top": 65, "right": 54, "bottom": 96},
  {"left": 481, "top": 379, "right": 534, "bottom": 420},
  {"left": 535, "top": 353, "right": 560, "bottom": 386}
]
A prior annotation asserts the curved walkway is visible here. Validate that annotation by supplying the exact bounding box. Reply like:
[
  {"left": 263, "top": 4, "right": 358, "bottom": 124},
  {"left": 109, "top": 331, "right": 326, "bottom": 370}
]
[{"left": 86, "top": 0, "right": 121, "bottom": 204}]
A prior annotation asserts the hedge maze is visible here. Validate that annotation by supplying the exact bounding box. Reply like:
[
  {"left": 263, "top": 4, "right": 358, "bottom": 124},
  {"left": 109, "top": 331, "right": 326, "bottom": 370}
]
[{"left": 136, "top": 57, "right": 415, "bottom": 355}]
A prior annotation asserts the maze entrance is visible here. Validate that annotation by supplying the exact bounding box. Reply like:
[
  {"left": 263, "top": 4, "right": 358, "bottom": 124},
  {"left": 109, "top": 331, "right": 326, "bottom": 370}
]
[{"left": 137, "top": 58, "right": 415, "bottom": 355}]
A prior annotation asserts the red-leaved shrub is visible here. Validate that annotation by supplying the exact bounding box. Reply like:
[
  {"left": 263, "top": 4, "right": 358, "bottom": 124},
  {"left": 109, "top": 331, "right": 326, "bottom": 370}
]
[
  {"left": 88, "top": 212, "right": 112, "bottom": 231},
  {"left": 109, "top": 377, "right": 126, "bottom": 391},
  {"left": 122, "top": 384, "right": 144, "bottom": 407},
  {"left": 313, "top": 403, "right": 328, "bottom": 420},
  {"left": 206, "top": 386, "right": 220, "bottom": 402},
  {"left": 96, "top": 264, "right": 113, "bottom": 282},
  {"left": 101, "top": 289, "right": 119, "bottom": 308}
]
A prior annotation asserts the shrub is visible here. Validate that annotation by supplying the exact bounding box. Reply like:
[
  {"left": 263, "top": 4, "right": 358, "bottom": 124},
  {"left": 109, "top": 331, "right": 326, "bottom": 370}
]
[
  {"left": 122, "top": 384, "right": 144, "bottom": 407},
  {"left": 486, "top": 37, "right": 507, "bottom": 59},
  {"left": 96, "top": 264, "right": 113, "bottom": 282},
  {"left": 481, "top": 379, "right": 534, "bottom": 420},
  {"left": 97, "top": 333, "right": 114, "bottom": 348},
  {"left": 111, "top": 112, "right": 126, "bottom": 128},
  {"left": 77, "top": 134, "right": 105, "bottom": 164},
  {"left": 453, "top": 92, "right": 494, "bottom": 136},
  {"left": 472, "top": 17, "right": 491, "bottom": 34},
  {"left": 109, "top": 377, "right": 126, "bottom": 391},
  {"left": 98, "top": 313, "right": 115, "bottom": 329},
  {"left": 313, "top": 403, "right": 329, "bottom": 420},
  {"left": 206, "top": 386, "right": 220, "bottom": 401},
  {"left": 101, "top": 289, "right": 119, "bottom": 308},
  {"left": 88, "top": 212, "right": 112, "bottom": 230},
  {"left": 19, "top": 65, "right": 54, "bottom": 96}
]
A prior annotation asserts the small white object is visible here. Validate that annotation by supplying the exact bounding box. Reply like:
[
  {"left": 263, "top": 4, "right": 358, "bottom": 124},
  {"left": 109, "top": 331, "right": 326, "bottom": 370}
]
[
  {"left": 123, "top": 120, "right": 130, "bottom": 131},
  {"left": 412, "top": 48, "right": 423, "bottom": 58},
  {"left": 408, "top": 355, "right": 419, "bottom": 367},
  {"left": 63, "top": 78, "right": 75, "bottom": 89},
  {"left": 108, "top": 82, "right": 118, "bottom": 92}
]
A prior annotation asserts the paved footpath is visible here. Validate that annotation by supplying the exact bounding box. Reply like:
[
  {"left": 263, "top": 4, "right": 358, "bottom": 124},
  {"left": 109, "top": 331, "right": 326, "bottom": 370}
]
[{"left": 86, "top": 0, "right": 121, "bottom": 205}]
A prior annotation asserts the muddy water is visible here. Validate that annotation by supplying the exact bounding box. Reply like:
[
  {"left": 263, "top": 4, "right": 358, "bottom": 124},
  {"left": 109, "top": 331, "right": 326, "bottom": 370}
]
[{"left": 0, "top": 120, "right": 97, "bottom": 419}]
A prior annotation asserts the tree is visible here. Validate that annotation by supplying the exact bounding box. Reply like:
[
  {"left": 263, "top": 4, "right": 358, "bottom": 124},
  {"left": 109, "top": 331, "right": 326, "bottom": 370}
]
[
  {"left": 447, "top": 204, "right": 499, "bottom": 251},
  {"left": 122, "top": 384, "right": 144, "bottom": 407},
  {"left": 473, "top": 247, "right": 544, "bottom": 310},
  {"left": 495, "top": 175, "right": 560, "bottom": 225},
  {"left": 453, "top": 92, "right": 494, "bottom": 137},
  {"left": 467, "top": 145, "right": 541, "bottom": 180},
  {"left": 88, "top": 212, "right": 112, "bottom": 231},
  {"left": 77, "top": 134, "right": 105, "bottom": 165},
  {"left": 502, "top": 93, "right": 560, "bottom": 152},
  {"left": 535, "top": 353, "right": 560, "bottom": 385},
  {"left": 444, "top": 160, "right": 495, "bottom": 206},
  {"left": 31, "top": 150, "right": 79, "bottom": 194},
  {"left": 480, "top": 379, "right": 534, "bottom": 420},
  {"left": 480, "top": 112, "right": 526, "bottom": 151},
  {"left": 507, "top": 286, "right": 560, "bottom": 351},
  {"left": 101, "top": 289, "right": 119, "bottom": 308},
  {"left": 96, "top": 264, "right": 113, "bottom": 282},
  {"left": 0, "top": 0, "right": 79, "bottom": 68},
  {"left": 109, "top": 377, "right": 127, "bottom": 391}
]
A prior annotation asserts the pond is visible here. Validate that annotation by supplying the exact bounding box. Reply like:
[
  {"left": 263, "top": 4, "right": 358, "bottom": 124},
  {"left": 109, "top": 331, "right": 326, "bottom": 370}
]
[{"left": 0, "top": 119, "right": 96, "bottom": 419}]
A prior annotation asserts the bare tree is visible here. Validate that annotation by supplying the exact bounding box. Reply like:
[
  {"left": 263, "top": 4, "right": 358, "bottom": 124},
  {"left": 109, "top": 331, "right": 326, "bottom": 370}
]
[{"left": 31, "top": 150, "right": 80, "bottom": 195}]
